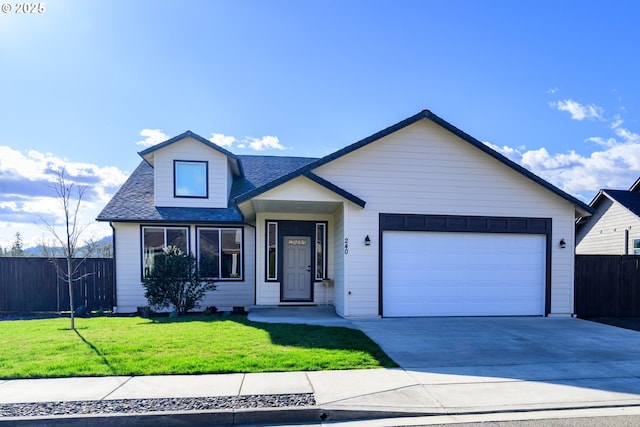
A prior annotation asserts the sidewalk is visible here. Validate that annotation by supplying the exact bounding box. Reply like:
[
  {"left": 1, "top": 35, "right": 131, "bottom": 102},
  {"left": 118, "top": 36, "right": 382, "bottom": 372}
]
[{"left": 3, "top": 367, "right": 640, "bottom": 426}]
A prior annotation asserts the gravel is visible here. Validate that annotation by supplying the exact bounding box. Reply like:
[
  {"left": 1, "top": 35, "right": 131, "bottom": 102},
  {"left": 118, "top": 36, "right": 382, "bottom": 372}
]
[{"left": 0, "top": 393, "right": 316, "bottom": 418}]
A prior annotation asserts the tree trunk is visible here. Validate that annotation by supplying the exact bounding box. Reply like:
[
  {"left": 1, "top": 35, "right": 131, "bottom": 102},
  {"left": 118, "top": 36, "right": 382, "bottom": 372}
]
[{"left": 67, "top": 257, "right": 75, "bottom": 330}]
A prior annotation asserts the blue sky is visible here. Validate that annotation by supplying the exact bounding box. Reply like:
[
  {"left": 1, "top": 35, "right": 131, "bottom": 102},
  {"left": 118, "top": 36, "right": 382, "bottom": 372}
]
[{"left": 2, "top": 0, "right": 640, "bottom": 248}]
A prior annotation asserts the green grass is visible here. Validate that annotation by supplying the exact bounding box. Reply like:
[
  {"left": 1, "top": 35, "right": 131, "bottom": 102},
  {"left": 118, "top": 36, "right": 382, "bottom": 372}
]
[{"left": 0, "top": 316, "right": 397, "bottom": 379}]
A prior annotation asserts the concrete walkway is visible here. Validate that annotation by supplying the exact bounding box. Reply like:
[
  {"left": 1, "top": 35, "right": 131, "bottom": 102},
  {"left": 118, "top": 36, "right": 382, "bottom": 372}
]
[{"left": 2, "top": 308, "right": 640, "bottom": 426}]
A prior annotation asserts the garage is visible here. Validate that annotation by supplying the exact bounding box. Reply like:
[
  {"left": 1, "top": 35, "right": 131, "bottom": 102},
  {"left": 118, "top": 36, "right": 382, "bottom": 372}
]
[{"left": 379, "top": 214, "right": 551, "bottom": 317}]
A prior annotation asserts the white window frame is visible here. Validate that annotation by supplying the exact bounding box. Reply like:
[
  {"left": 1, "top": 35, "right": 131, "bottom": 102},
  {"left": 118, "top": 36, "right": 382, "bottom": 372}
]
[{"left": 633, "top": 238, "right": 640, "bottom": 255}]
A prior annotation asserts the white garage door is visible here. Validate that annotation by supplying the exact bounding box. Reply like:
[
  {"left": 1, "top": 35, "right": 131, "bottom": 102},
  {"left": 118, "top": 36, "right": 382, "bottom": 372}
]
[{"left": 383, "top": 231, "right": 546, "bottom": 317}]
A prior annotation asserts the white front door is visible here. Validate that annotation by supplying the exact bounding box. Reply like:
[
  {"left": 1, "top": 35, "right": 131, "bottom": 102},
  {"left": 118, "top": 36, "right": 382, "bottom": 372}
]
[{"left": 282, "top": 236, "right": 312, "bottom": 301}]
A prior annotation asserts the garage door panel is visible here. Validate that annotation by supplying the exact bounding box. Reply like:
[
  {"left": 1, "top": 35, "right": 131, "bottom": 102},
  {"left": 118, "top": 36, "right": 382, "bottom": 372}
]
[{"left": 383, "top": 231, "right": 546, "bottom": 317}]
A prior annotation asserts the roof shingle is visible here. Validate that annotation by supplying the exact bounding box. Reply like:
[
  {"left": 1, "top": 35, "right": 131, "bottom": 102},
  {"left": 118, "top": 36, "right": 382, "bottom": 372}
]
[
  {"left": 604, "top": 189, "right": 640, "bottom": 217},
  {"left": 97, "top": 155, "right": 318, "bottom": 223}
]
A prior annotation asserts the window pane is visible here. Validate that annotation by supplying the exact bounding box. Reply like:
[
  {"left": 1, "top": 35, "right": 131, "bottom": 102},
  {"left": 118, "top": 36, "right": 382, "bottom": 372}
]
[
  {"left": 634, "top": 239, "right": 640, "bottom": 249},
  {"left": 316, "top": 224, "right": 325, "bottom": 280},
  {"left": 166, "top": 228, "right": 188, "bottom": 253},
  {"left": 143, "top": 228, "right": 165, "bottom": 276},
  {"left": 221, "top": 229, "right": 241, "bottom": 278},
  {"left": 199, "top": 229, "right": 220, "bottom": 278},
  {"left": 175, "top": 161, "right": 207, "bottom": 197},
  {"left": 267, "top": 222, "right": 277, "bottom": 279}
]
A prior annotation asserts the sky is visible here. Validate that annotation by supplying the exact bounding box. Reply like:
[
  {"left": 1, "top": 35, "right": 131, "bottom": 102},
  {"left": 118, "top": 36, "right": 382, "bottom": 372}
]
[{"left": 2, "top": 0, "right": 640, "bottom": 249}]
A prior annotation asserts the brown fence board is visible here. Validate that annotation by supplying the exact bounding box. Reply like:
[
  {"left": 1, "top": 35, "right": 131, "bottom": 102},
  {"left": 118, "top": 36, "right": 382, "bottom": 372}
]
[
  {"left": 0, "top": 258, "right": 114, "bottom": 312},
  {"left": 575, "top": 255, "right": 640, "bottom": 318}
]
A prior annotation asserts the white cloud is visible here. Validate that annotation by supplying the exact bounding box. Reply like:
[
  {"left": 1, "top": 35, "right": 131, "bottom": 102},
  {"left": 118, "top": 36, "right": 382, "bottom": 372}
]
[
  {"left": 550, "top": 99, "right": 604, "bottom": 121},
  {"left": 0, "top": 146, "right": 128, "bottom": 249},
  {"left": 209, "top": 133, "right": 237, "bottom": 148},
  {"left": 247, "top": 135, "right": 285, "bottom": 151},
  {"left": 208, "top": 132, "right": 286, "bottom": 151},
  {"left": 547, "top": 87, "right": 559, "bottom": 94},
  {"left": 136, "top": 129, "right": 169, "bottom": 147},
  {"left": 486, "top": 120, "right": 640, "bottom": 201}
]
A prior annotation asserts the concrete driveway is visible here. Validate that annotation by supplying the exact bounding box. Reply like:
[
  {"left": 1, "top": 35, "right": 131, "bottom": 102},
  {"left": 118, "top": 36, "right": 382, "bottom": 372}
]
[
  {"left": 350, "top": 316, "right": 640, "bottom": 370},
  {"left": 345, "top": 316, "right": 640, "bottom": 414},
  {"left": 249, "top": 311, "right": 640, "bottom": 414}
]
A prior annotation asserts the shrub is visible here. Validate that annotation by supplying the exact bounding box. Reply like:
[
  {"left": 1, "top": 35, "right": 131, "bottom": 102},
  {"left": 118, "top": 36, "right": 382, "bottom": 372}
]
[
  {"left": 142, "top": 246, "right": 217, "bottom": 315},
  {"left": 203, "top": 306, "right": 218, "bottom": 316}
]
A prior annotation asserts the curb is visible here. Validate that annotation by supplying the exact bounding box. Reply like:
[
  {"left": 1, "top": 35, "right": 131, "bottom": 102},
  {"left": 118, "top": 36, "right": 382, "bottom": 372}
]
[
  {"left": 0, "top": 406, "right": 437, "bottom": 427},
  {"left": 6, "top": 404, "right": 640, "bottom": 427}
]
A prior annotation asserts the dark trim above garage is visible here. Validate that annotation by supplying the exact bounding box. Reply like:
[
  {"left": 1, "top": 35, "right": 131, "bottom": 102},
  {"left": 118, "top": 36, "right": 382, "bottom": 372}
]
[
  {"left": 378, "top": 213, "right": 553, "bottom": 317},
  {"left": 380, "top": 213, "right": 551, "bottom": 234}
]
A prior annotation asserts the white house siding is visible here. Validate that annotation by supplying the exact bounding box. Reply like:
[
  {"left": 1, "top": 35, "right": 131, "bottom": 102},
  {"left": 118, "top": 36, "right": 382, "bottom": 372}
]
[
  {"left": 313, "top": 119, "right": 579, "bottom": 316},
  {"left": 113, "top": 222, "right": 255, "bottom": 313},
  {"left": 255, "top": 211, "right": 337, "bottom": 306},
  {"left": 332, "top": 203, "right": 346, "bottom": 316},
  {"left": 576, "top": 198, "right": 640, "bottom": 254},
  {"left": 152, "top": 137, "right": 229, "bottom": 208},
  {"left": 113, "top": 223, "right": 145, "bottom": 313}
]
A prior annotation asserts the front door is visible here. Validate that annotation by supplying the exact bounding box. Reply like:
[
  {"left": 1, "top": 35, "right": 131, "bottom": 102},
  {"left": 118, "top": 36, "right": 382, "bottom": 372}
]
[{"left": 282, "top": 236, "right": 312, "bottom": 301}]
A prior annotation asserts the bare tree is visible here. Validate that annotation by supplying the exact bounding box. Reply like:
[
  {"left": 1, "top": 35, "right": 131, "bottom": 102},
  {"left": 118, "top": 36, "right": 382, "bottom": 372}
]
[{"left": 40, "top": 167, "right": 92, "bottom": 330}]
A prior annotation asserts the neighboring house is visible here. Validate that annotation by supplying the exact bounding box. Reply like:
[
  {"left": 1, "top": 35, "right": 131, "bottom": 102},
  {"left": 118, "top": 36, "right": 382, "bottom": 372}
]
[
  {"left": 576, "top": 179, "right": 640, "bottom": 255},
  {"left": 97, "top": 110, "right": 592, "bottom": 317}
]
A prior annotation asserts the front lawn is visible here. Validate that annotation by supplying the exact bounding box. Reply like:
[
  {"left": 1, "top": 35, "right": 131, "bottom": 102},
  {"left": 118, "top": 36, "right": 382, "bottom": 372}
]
[{"left": 0, "top": 316, "right": 397, "bottom": 379}]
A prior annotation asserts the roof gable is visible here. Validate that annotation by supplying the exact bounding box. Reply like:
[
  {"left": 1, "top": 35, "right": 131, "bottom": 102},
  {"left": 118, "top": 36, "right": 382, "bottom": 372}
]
[
  {"left": 235, "top": 110, "right": 593, "bottom": 216},
  {"left": 138, "top": 130, "right": 243, "bottom": 177},
  {"left": 602, "top": 189, "right": 640, "bottom": 217}
]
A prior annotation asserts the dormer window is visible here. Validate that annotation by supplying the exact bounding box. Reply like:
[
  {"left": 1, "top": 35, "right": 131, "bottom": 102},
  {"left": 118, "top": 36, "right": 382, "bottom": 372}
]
[{"left": 174, "top": 160, "right": 208, "bottom": 198}]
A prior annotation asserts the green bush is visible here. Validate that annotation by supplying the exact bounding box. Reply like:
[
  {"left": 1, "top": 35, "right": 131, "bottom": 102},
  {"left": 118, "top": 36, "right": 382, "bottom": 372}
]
[{"left": 143, "top": 246, "right": 217, "bottom": 315}]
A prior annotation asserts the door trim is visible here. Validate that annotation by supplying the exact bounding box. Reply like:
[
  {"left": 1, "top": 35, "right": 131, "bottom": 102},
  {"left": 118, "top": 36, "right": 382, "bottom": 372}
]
[{"left": 270, "top": 220, "right": 327, "bottom": 303}]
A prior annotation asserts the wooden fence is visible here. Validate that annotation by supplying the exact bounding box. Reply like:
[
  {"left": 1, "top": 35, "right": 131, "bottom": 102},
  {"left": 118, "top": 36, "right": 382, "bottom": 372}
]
[
  {"left": 0, "top": 257, "right": 114, "bottom": 312},
  {"left": 575, "top": 255, "right": 640, "bottom": 318}
]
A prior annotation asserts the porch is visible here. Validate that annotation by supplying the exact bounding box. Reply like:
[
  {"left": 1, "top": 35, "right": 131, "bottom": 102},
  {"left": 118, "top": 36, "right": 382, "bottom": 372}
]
[{"left": 247, "top": 305, "right": 355, "bottom": 329}]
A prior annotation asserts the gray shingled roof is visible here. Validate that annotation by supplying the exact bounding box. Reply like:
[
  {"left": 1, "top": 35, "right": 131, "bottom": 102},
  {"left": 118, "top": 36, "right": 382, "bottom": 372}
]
[
  {"left": 97, "top": 155, "right": 318, "bottom": 223},
  {"left": 231, "top": 155, "right": 317, "bottom": 199},
  {"left": 603, "top": 189, "right": 640, "bottom": 217},
  {"left": 98, "top": 110, "right": 594, "bottom": 223}
]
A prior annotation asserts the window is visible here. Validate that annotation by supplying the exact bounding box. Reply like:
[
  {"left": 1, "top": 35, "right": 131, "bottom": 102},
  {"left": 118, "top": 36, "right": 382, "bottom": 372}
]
[
  {"left": 267, "top": 222, "right": 277, "bottom": 280},
  {"left": 142, "top": 226, "right": 188, "bottom": 277},
  {"left": 634, "top": 239, "right": 640, "bottom": 255},
  {"left": 315, "top": 223, "right": 326, "bottom": 280},
  {"left": 198, "top": 227, "right": 242, "bottom": 279},
  {"left": 174, "top": 160, "right": 208, "bottom": 198}
]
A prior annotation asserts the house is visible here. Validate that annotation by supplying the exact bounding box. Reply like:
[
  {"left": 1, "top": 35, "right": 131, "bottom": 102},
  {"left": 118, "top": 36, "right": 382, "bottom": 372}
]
[
  {"left": 97, "top": 110, "right": 593, "bottom": 317},
  {"left": 576, "top": 179, "right": 640, "bottom": 255}
]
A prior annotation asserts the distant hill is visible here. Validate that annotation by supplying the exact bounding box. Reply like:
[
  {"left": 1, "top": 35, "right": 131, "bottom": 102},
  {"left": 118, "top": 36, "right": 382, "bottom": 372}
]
[{"left": 22, "top": 235, "right": 112, "bottom": 258}]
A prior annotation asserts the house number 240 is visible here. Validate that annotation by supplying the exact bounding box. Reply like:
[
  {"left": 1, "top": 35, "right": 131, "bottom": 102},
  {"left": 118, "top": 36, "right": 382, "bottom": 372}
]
[{"left": 344, "top": 237, "right": 349, "bottom": 255}]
